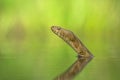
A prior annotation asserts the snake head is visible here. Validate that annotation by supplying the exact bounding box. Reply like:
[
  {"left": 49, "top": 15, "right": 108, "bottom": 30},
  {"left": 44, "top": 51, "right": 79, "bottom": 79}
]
[{"left": 51, "top": 26, "right": 62, "bottom": 36}]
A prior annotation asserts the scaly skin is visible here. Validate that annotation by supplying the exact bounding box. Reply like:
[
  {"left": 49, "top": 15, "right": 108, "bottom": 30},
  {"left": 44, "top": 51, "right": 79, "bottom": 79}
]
[{"left": 51, "top": 26, "right": 93, "bottom": 58}]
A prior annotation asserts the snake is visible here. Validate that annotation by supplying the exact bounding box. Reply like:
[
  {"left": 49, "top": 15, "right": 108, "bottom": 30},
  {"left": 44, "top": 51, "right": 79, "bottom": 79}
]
[
  {"left": 51, "top": 26, "right": 94, "bottom": 80},
  {"left": 51, "top": 26, "right": 93, "bottom": 59}
]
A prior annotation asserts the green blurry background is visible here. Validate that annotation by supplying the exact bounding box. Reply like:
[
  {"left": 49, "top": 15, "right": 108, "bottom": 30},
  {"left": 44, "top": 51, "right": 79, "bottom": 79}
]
[{"left": 0, "top": 0, "right": 120, "bottom": 80}]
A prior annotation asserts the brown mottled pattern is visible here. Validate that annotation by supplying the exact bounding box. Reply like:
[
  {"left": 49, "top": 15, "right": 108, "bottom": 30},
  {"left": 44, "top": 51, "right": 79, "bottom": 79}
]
[
  {"left": 51, "top": 26, "right": 93, "bottom": 58},
  {"left": 51, "top": 26, "right": 94, "bottom": 80}
]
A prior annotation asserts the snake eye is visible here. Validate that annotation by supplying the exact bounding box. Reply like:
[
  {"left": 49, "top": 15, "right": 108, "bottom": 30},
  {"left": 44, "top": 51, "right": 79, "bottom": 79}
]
[{"left": 57, "top": 27, "right": 61, "bottom": 30}]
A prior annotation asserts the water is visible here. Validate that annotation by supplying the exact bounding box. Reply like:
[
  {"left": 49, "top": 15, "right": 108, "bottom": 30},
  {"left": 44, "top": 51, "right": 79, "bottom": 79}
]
[{"left": 0, "top": 23, "right": 120, "bottom": 80}]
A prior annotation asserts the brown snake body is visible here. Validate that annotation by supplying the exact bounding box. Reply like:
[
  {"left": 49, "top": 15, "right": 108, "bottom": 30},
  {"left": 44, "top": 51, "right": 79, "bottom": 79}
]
[{"left": 51, "top": 26, "right": 94, "bottom": 80}]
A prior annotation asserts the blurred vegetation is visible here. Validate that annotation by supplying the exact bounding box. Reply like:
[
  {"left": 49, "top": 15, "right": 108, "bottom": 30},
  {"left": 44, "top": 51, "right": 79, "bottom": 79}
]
[{"left": 0, "top": 0, "right": 120, "bottom": 80}]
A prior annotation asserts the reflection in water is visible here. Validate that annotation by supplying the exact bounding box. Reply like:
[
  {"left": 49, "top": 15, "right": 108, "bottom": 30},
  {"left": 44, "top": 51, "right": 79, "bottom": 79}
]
[{"left": 54, "top": 57, "right": 93, "bottom": 80}]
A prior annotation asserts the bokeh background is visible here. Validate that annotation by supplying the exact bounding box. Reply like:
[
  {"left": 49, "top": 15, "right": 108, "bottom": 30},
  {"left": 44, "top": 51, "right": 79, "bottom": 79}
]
[{"left": 0, "top": 0, "right": 120, "bottom": 80}]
